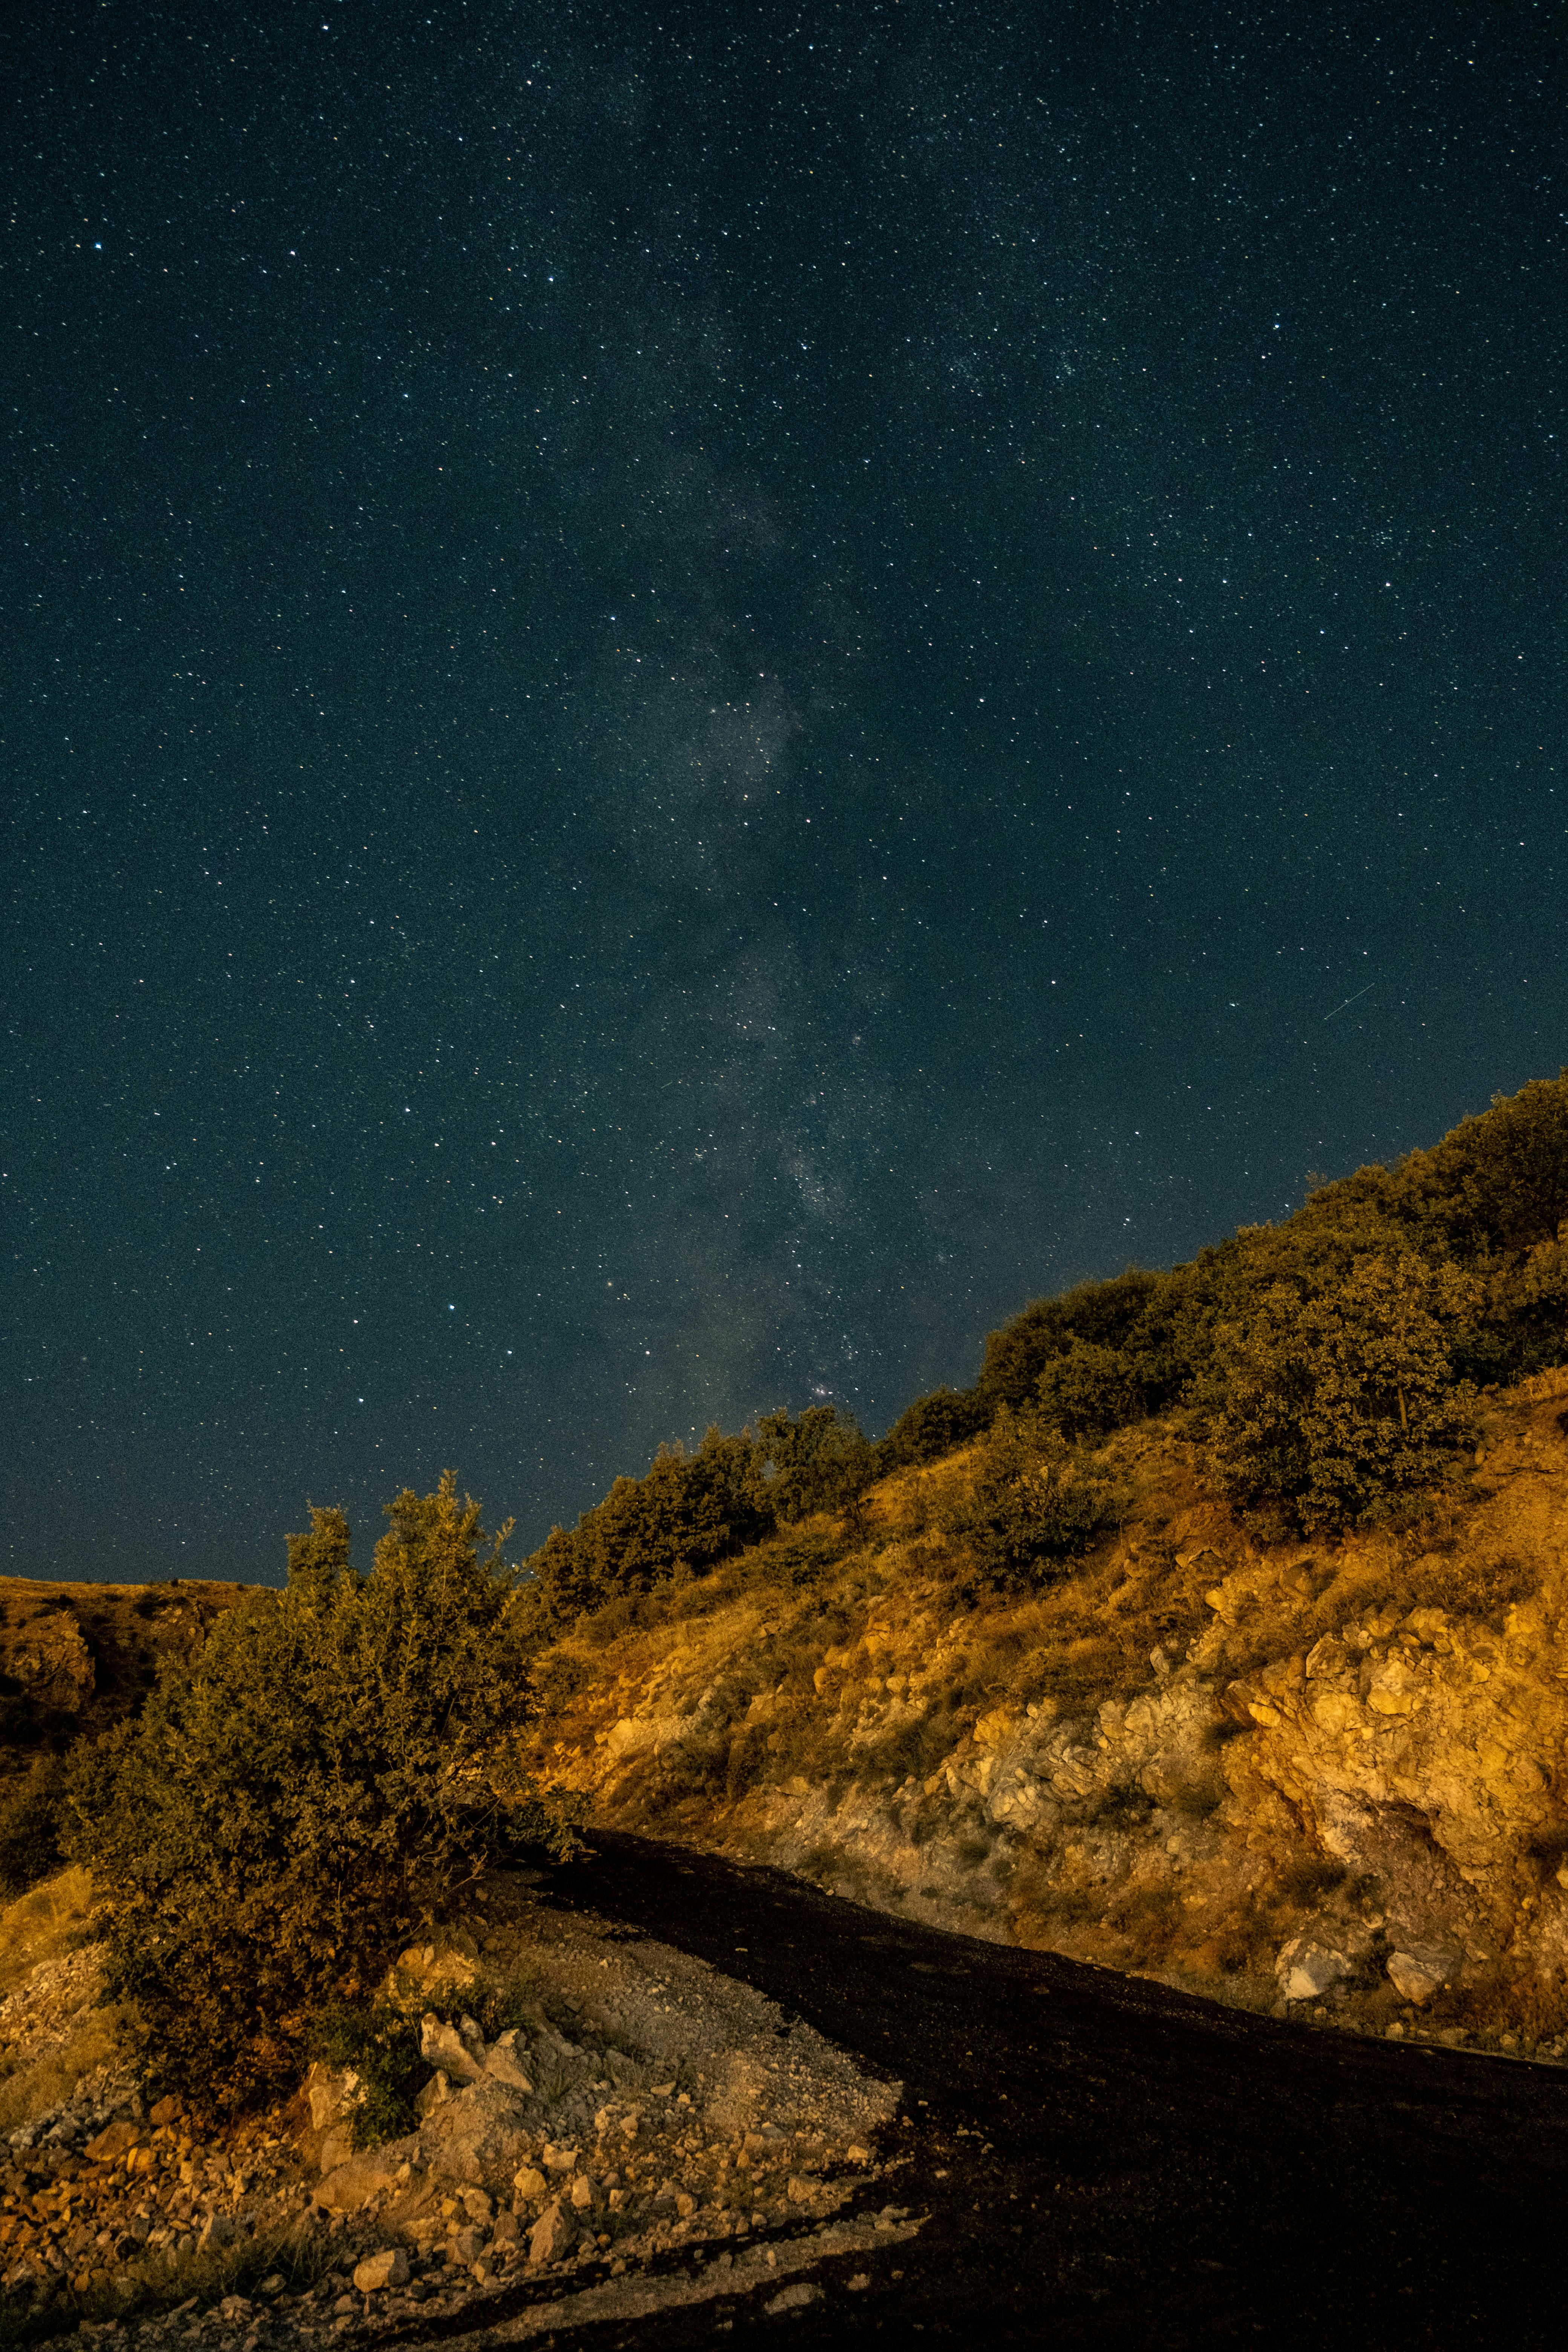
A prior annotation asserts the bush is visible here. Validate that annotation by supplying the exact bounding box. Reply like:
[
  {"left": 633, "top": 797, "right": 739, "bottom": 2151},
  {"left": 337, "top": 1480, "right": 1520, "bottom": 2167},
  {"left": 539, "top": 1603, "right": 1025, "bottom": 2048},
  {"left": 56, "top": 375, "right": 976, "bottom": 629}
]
[
  {"left": 0, "top": 1756, "right": 67, "bottom": 1897},
  {"left": 1035, "top": 1340, "right": 1145, "bottom": 1442},
  {"left": 63, "top": 1473, "right": 537, "bottom": 2117},
  {"left": 1207, "top": 1253, "right": 1480, "bottom": 1531},
  {"left": 874, "top": 1386, "right": 989, "bottom": 1471},
  {"left": 523, "top": 1425, "right": 771, "bottom": 1627},
  {"left": 939, "top": 1415, "right": 1122, "bottom": 1591},
  {"left": 307, "top": 2000, "right": 428, "bottom": 2150},
  {"left": 751, "top": 1404, "right": 874, "bottom": 1522}
]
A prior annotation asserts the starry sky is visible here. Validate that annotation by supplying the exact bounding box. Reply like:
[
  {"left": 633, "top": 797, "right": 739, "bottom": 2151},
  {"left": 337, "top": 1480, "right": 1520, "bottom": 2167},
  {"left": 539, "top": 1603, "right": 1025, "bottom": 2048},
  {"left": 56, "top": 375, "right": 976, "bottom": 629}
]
[{"left": 6, "top": 0, "right": 1565, "bottom": 1584}]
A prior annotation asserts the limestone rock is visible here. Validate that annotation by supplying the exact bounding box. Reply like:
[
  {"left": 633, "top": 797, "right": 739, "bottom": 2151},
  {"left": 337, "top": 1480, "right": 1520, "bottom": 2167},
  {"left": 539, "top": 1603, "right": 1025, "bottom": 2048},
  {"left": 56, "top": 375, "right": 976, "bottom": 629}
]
[
  {"left": 306, "top": 2062, "right": 362, "bottom": 2134},
  {"left": 569, "top": 2174, "right": 594, "bottom": 2209},
  {"left": 1275, "top": 1937, "right": 1351, "bottom": 2002},
  {"left": 84, "top": 2121, "right": 140, "bottom": 2164},
  {"left": 528, "top": 2200, "right": 574, "bottom": 2266},
  {"left": 1387, "top": 1947, "right": 1453, "bottom": 2004},
  {"left": 419, "top": 2013, "right": 486, "bottom": 2085},
  {"left": 484, "top": 2027, "right": 534, "bottom": 2093},
  {"left": 765, "top": 2283, "right": 821, "bottom": 2315},
  {"left": 389, "top": 1939, "right": 479, "bottom": 1999},
  {"left": 416, "top": 2074, "right": 534, "bottom": 2186},
  {"left": 605, "top": 1714, "right": 694, "bottom": 1761},
  {"left": 415, "top": 2069, "right": 451, "bottom": 2119},
  {"left": 512, "top": 2165, "right": 548, "bottom": 2201},
  {"left": 352, "top": 2247, "right": 409, "bottom": 2294},
  {"left": 316, "top": 2138, "right": 419, "bottom": 2213}
]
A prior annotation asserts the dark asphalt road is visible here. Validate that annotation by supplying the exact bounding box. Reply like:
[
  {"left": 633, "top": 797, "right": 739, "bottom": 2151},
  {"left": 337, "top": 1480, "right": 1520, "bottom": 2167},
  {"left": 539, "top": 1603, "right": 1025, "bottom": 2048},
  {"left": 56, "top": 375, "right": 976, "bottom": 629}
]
[{"left": 418, "top": 1832, "right": 1568, "bottom": 2348}]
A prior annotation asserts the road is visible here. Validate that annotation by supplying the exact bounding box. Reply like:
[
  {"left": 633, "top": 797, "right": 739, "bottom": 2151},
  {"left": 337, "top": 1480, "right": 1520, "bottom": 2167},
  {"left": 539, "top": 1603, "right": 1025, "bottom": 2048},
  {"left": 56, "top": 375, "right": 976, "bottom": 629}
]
[{"left": 416, "top": 1829, "right": 1568, "bottom": 2347}]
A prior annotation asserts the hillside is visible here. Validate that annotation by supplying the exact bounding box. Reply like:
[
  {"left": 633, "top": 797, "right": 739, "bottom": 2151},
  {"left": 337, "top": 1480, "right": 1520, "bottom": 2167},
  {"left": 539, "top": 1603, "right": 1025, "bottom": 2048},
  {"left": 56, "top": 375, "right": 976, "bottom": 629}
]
[
  {"left": 517, "top": 1364, "right": 1568, "bottom": 2056},
  {"left": 0, "top": 1579, "right": 249, "bottom": 1788}
]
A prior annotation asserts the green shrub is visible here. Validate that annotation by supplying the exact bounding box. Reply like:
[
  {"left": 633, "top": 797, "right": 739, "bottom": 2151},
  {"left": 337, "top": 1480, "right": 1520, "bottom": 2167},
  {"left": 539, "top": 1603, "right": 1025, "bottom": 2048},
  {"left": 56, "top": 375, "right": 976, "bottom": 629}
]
[
  {"left": 308, "top": 2000, "right": 428, "bottom": 2150},
  {"left": 63, "top": 1473, "right": 537, "bottom": 2118},
  {"left": 874, "top": 1386, "right": 989, "bottom": 1470},
  {"left": 1035, "top": 1340, "right": 1145, "bottom": 1442},
  {"left": 1207, "top": 1253, "right": 1479, "bottom": 1531},
  {"left": 939, "top": 1415, "right": 1122, "bottom": 1591},
  {"left": 0, "top": 1757, "right": 67, "bottom": 1897},
  {"left": 522, "top": 1425, "right": 775, "bottom": 1627},
  {"left": 751, "top": 1404, "right": 874, "bottom": 1522}
]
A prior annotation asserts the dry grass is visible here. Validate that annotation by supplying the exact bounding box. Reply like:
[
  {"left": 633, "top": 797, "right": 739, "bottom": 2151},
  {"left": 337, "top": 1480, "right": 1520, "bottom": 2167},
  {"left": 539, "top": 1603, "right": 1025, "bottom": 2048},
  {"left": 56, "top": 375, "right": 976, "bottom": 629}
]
[
  {"left": 0, "top": 2215, "right": 333, "bottom": 2350},
  {"left": 0, "top": 1870, "right": 93, "bottom": 2005},
  {"left": 0, "top": 2010, "right": 122, "bottom": 2136}
]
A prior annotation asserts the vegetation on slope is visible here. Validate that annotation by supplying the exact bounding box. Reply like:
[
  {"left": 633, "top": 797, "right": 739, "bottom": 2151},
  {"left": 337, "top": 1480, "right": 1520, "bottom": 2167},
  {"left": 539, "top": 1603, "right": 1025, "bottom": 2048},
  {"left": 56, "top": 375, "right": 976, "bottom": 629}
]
[
  {"left": 2, "top": 1071, "right": 1560, "bottom": 2121},
  {"left": 515, "top": 1073, "right": 1566, "bottom": 1631},
  {"left": 60, "top": 1476, "right": 540, "bottom": 2115}
]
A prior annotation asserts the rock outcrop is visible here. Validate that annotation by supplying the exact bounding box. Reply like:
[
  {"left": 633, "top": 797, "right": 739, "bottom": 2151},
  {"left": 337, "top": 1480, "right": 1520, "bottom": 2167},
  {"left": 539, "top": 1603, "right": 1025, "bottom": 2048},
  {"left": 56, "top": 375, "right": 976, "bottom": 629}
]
[{"left": 520, "top": 1371, "right": 1568, "bottom": 2056}]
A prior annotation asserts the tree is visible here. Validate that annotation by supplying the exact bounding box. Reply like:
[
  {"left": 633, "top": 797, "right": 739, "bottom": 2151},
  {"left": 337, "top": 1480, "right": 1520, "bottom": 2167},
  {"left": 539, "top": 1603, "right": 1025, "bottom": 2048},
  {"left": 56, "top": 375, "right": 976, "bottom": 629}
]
[
  {"left": 750, "top": 1404, "right": 874, "bottom": 1523},
  {"left": 874, "top": 1385, "right": 989, "bottom": 1472},
  {"left": 1035, "top": 1340, "right": 1145, "bottom": 1442},
  {"left": 940, "top": 1412, "right": 1122, "bottom": 1590},
  {"left": 64, "top": 1473, "right": 534, "bottom": 2115},
  {"left": 1208, "top": 1254, "right": 1479, "bottom": 1531}
]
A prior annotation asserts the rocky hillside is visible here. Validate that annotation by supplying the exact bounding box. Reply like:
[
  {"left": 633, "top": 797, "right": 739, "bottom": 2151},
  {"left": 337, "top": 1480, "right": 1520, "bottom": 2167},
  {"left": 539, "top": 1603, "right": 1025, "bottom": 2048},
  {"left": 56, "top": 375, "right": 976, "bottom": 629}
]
[
  {"left": 519, "top": 1365, "right": 1568, "bottom": 2060},
  {"left": 0, "top": 1579, "right": 247, "bottom": 1787},
  {"left": 0, "top": 1861, "right": 908, "bottom": 2344}
]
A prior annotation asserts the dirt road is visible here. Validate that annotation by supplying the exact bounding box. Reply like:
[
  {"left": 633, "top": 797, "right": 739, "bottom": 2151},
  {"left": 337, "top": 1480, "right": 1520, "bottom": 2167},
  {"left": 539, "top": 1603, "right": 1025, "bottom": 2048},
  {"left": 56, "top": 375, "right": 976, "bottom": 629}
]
[{"left": 394, "top": 1828, "right": 1568, "bottom": 2347}]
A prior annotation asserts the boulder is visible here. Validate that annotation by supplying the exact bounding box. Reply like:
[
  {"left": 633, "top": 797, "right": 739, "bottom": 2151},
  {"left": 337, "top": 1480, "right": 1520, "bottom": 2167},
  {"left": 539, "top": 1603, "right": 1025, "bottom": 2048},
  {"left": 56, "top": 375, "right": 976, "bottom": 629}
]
[
  {"left": 306, "top": 2063, "right": 362, "bottom": 2134},
  {"left": 352, "top": 2247, "right": 409, "bottom": 2294},
  {"left": 419, "top": 2015, "right": 486, "bottom": 2086},
  {"left": 316, "top": 2138, "right": 419, "bottom": 2213},
  {"left": 513, "top": 2166, "right": 548, "bottom": 2202},
  {"left": 415, "top": 2071, "right": 451, "bottom": 2120},
  {"left": 148, "top": 2096, "right": 184, "bottom": 2129},
  {"left": 416, "top": 2076, "right": 534, "bottom": 2187},
  {"left": 84, "top": 2121, "right": 141, "bottom": 2164},
  {"left": 484, "top": 2029, "right": 534, "bottom": 2093},
  {"left": 1387, "top": 1948, "right": 1452, "bottom": 2005},
  {"left": 529, "top": 2201, "right": 575, "bottom": 2266},
  {"left": 1274, "top": 1938, "right": 1351, "bottom": 2003}
]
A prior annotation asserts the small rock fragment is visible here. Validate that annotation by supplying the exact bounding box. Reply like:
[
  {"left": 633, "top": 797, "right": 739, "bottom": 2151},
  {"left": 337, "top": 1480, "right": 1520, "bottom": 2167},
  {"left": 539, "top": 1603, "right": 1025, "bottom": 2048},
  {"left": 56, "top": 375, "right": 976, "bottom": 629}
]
[
  {"left": 529, "top": 2200, "right": 574, "bottom": 2266},
  {"left": 1387, "top": 1948, "right": 1451, "bottom": 2004},
  {"left": 1274, "top": 1937, "right": 1351, "bottom": 2003},
  {"left": 765, "top": 2283, "right": 821, "bottom": 2314},
  {"left": 353, "top": 2247, "right": 410, "bottom": 2294}
]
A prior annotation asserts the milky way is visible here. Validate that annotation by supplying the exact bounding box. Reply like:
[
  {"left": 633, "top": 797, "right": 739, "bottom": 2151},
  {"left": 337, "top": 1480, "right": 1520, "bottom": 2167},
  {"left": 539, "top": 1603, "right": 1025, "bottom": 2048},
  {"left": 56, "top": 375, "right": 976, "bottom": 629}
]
[{"left": 6, "top": 2, "right": 1564, "bottom": 1579}]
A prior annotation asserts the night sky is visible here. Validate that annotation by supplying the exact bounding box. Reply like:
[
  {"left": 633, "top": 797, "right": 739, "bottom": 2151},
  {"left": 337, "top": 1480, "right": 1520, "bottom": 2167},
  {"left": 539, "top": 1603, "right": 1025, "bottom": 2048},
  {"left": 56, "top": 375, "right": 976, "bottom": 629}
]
[{"left": 6, "top": 2, "right": 1565, "bottom": 1584}]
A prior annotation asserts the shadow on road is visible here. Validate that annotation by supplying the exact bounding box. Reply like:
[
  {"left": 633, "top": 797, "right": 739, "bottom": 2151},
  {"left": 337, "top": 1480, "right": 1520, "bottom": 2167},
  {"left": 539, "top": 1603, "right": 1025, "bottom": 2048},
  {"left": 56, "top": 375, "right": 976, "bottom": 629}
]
[{"left": 495, "top": 1829, "right": 1568, "bottom": 2347}]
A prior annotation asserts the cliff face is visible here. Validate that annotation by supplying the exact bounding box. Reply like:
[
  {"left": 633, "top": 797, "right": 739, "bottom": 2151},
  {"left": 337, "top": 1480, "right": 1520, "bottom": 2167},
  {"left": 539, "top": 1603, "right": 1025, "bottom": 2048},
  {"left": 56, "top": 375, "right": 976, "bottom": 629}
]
[{"left": 522, "top": 1370, "right": 1568, "bottom": 2058}]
